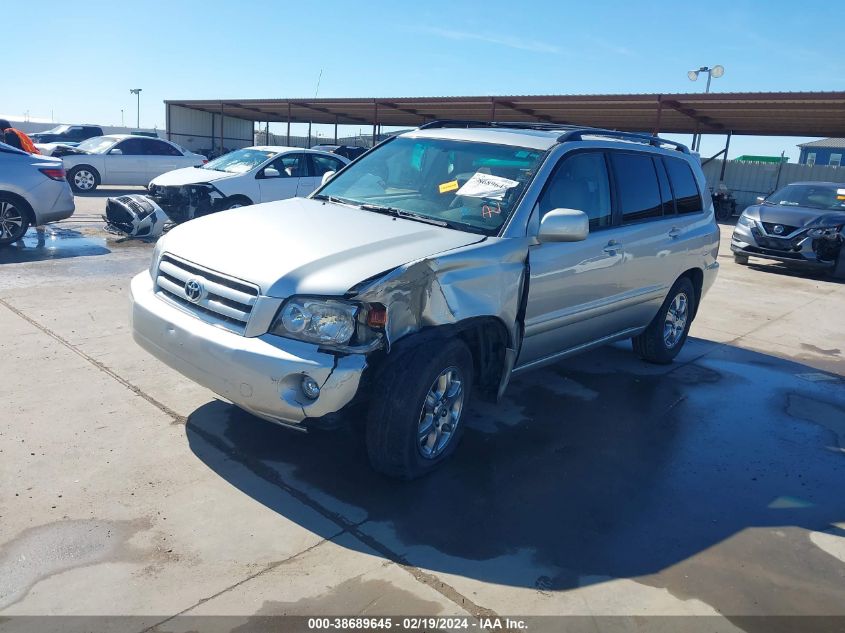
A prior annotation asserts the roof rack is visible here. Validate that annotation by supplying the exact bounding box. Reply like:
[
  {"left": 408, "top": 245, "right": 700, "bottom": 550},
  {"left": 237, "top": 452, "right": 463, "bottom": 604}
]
[{"left": 417, "top": 119, "right": 690, "bottom": 153}]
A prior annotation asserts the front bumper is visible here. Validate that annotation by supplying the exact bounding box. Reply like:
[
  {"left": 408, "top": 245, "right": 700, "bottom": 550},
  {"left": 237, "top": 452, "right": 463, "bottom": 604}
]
[
  {"left": 129, "top": 272, "right": 367, "bottom": 425},
  {"left": 731, "top": 222, "right": 835, "bottom": 269}
]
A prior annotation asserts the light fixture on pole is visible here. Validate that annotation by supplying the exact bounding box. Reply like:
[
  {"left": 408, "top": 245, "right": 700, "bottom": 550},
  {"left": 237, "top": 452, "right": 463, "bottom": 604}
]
[
  {"left": 129, "top": 88, "right": 142, "bottom": 129},
  {"left": 687, "top": 65, "right": 724, "bottom": 151}
]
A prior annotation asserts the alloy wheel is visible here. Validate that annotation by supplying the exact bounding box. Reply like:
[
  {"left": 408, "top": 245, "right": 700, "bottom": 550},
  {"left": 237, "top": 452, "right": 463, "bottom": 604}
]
[
  {"left": 0, "top": 201, "right": 26, "bottom": 241},
  {"left": 74, "top": 170, "right": 96, "bottom": 191},
  {"left": 417, "top": 366, "right": 464, "bottom": 459},
  {"left": 663, "top": 291, "right": 689, "bottom": 349}
]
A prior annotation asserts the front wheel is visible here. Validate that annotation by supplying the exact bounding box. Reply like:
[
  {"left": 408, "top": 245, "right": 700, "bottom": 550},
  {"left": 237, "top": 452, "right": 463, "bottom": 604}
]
[
  {"left": 0, "top": 195, "right": 31, "bottom": 245},
  {"left": 366, "top": 338, "right": 473, "bottom": 479},
  {"left": 632, "top": 277, "right": 696, "bottom": 364}
]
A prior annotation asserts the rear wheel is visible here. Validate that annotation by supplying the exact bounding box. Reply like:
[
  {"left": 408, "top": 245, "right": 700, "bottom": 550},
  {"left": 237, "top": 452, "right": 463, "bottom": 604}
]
[
  {"left": 0, "top": 195, "right": 31, "bottom": 245},
  {"left": 366, "top": 338, "right": 473, "bottom": 479},
  {"left": 68, "top": 166, "right": 99, "bottom": 193},
  {"left": 632, "top": 277, "right": 696, "bottom": 364}
]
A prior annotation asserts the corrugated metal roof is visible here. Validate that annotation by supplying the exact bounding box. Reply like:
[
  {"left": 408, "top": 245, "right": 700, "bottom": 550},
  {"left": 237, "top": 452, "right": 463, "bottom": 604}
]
[
  {"left": 796, "top": 137, "right": 845, "bottom": 148},
  {"left": 165, "top": 91, "right": 845, "bottom": 137}
]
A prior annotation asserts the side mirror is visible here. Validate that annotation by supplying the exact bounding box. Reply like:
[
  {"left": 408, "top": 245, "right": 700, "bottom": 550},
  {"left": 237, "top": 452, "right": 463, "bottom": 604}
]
[
  {"left": 537, "top": 208, "right": 589, "bottom": 243},
  {"left": 108, "top": 148, "right": 123, "bottom": 155},
  {"left": 262, "top": 167, "right": 280, "bottom": 178},
  {"left": 321, "top": 170, "right": 336, "bottom": 186},
  {"left": 755, "top": 195, "right": 766, "bottom": 204}
]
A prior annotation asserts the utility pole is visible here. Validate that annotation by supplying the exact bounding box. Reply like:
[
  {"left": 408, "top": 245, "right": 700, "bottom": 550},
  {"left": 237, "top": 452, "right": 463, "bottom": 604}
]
[{"left": 129, "top": 89, "right": 142, "bottom": 128}]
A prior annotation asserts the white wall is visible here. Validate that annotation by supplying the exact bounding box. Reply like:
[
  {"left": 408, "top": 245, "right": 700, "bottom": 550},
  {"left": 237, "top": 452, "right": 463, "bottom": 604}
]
[{"left": 165, "top": 105, "right": 253, "bottom": 154}]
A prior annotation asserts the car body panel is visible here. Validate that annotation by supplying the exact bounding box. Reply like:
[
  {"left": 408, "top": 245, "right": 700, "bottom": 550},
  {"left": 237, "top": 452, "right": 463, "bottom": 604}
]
[{"left": 0, "top": 143, "right": 75, "bottom": 225}]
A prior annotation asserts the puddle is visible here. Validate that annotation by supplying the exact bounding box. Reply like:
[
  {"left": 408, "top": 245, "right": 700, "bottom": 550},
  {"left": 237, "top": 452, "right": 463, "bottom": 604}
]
[{"left": 0, "top": 227, "right": 110, "bottom": 263}]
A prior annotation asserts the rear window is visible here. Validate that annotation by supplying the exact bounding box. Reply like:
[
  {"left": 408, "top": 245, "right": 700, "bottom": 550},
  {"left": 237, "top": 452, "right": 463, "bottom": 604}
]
[
  {"left": 664, "top": 158, "right": 703, "bottom": 214},
  {"left": 610, "top": 152, "right": 662, "bottom": 222}
]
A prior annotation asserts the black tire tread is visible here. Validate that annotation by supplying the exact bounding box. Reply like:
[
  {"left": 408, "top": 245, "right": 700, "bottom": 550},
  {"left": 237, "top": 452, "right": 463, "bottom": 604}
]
[
  {"left": 67, "top": 165, "right": 100, "bottom": 193},
  {"left": 0, "top": 193, "right": 32, "bottom": 245},
  {"left": 632, "top": 276, "right": 696, "bottom": 365}
]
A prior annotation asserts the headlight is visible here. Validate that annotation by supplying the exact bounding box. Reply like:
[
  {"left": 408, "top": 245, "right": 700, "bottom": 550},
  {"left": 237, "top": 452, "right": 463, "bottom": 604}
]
[
  {"left": 270, "top": 298, "right": 359, "bottom": 346},
  {"left": 737, "top": 214, "right": 756, "bottom": 228},
  {"left": 808, "top": 225, "right": 843, "bottom": 238}
]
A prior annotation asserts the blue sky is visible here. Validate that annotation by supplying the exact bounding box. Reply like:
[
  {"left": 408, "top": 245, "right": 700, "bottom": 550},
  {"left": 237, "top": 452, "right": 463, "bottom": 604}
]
[{"left": 4, "top": 0, "right": 843, "bottom": 160}]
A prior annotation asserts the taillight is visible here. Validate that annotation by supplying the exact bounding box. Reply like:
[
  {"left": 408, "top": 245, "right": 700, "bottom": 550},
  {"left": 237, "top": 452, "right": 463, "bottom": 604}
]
[
  {"left": 39, "top": 168, "right": 66, "bottom": 181},
  {"left": 202, "top": 159, "right": 208, "bottom": 164}
]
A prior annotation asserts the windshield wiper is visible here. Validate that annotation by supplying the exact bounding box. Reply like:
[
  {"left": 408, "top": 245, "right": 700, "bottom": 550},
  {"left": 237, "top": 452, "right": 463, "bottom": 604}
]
[
  {"left": 312, "top": 194, "right": 360, "bottom": 207},
  {"left": 358, "top": 203, "right": 457, "bottom": 228}
]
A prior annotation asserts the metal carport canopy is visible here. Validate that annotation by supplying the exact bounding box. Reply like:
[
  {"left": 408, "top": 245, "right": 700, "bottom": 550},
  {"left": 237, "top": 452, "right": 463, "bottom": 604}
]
[{"left": 165, "top": 91, "right": 845, "bottom": 137}]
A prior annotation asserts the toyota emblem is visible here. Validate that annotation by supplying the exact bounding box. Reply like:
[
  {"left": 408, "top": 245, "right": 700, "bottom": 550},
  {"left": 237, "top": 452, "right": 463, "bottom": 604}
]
[
  {"left": 773, "top": 225, "right": 784, "bottom": 235},
  {"left": 184, "top": 278, "right": 204, "bottom": 303}
]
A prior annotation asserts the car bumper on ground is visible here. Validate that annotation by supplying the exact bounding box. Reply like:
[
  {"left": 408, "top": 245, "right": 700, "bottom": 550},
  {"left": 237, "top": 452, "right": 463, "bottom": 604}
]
[{"left": 129, "top": 272, "right": 367, "bottom": 425}]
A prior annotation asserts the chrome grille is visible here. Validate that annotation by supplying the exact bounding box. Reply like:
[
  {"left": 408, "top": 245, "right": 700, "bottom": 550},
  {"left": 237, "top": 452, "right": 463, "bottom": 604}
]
[{"left": 155, "top": 254, "right": 258, "bottom": 333}]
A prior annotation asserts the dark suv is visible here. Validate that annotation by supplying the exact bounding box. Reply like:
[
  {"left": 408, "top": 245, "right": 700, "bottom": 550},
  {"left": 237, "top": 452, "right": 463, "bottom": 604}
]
[{"left": 30, "top": 125, "right": 104, "bottom": 145}]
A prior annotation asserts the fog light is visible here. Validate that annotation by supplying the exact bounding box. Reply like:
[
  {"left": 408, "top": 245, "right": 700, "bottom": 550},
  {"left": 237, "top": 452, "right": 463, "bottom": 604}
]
[{"left": 301, "top": 375, "right": 320, "bottom": 400}]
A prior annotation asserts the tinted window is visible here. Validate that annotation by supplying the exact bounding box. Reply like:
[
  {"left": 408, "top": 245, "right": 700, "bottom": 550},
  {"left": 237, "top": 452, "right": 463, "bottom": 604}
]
[
  {"left": 610, "top": 152, "right": 662, "bottom": 222},
  {"left": 654, "top": 157, "right": 674, "bottom": 215},
  {"left": 267, "top": 153, "right": 308, "bottom": 178},
  {"left": 540, "top": 152, "right": 612, "bottom": 230},
  {"left": 147, "top": 140, "right": 183, "bottom": 156},
  {"left": 664, "top": 158, "right": 703, "bottom": 214},
  {"left": 114, "top": 138, "right": 147, "bottom": 155},
  {"left": 311, "top": 153, "right": 345, "bottom": 176}
]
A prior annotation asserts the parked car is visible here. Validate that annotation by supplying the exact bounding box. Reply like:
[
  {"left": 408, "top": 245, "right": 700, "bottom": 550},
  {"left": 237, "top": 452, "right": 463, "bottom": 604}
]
[
  {"left": 61, "top": 135, "right": 207, "bottom": 193},
  {"left": 30, "top": 124, "right": 103, "bottom": 145},
  {"left": 130, "top": 122, "right": 719, "bottom": 478},
  {"left": 0, "top": 141, "right": 75, "bottom": 245},
  {"left": 731, "top": 181, "right": 845, "bottom": 278},
  {"left": 146, "top": 146, "right": 349, "bottom": 216},
  {"left": 310, "top": 144, "right": 368, "bottom": 161}
]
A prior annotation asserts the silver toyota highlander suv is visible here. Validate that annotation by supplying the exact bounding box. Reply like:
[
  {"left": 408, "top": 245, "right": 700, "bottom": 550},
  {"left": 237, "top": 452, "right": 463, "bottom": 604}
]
[{"left": 130, "top": 122, "right": 719, "bottom": 478}]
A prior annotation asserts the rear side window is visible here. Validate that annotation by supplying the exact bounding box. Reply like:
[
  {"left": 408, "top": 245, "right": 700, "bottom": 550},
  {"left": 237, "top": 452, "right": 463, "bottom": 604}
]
[
  {"left": 609, "top": 152, "right": 662, "bottom": 222},
  {"left": 664, "top": 158, "right": 703, "bottom": 214}
]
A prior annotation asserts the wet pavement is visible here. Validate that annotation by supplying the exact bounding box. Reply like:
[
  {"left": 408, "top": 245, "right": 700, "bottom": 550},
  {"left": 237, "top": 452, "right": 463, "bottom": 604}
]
[{"left": 0, "top": 216, "right": 843, "bottom": 629}]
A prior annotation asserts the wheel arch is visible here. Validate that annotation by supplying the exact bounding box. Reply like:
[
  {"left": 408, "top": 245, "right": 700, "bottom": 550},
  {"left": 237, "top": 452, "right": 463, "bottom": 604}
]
[{"left": 678, "top": 267, "right": 704, "bottom": 319}]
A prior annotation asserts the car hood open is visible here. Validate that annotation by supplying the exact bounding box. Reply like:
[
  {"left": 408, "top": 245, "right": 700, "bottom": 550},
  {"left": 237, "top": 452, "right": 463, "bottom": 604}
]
[
  {"left": 159, "top": 197, "right": 485, "bottom": 297},
  {"left": 151, "top": 166, "right": 232, "bottom": 187}
]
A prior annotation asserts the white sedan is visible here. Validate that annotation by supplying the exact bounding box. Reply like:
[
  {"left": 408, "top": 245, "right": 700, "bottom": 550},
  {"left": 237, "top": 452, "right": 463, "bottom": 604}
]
[
  {"left": 62, "top": 135, "right": 207, "bottom": 192},
  {"left": 147, "top": 146, "right": 349, "bottom": 214}
]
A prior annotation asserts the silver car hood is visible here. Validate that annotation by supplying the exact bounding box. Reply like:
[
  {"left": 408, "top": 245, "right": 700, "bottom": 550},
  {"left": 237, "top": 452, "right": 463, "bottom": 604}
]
[
  {"left": 151, "top": 166, "right": 232, "bottom": 187},
  {"left": 159, "top": 197, "right": 485, "bottom": 297}
]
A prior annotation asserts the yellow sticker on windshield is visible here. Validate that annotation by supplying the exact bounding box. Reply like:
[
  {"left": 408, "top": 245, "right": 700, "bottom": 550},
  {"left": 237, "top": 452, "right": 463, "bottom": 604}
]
[{"left": 439, "top": 180, "right": 459, "bottom": 194}]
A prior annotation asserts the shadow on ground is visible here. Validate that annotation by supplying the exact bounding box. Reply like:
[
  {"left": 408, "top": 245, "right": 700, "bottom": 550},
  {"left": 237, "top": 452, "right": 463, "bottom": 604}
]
[
  {"left": 185, "top": 339, "right": 845, "bottom": 616},
  {"left": 0, "top": 227, "right": 110, "bottom": 263}
]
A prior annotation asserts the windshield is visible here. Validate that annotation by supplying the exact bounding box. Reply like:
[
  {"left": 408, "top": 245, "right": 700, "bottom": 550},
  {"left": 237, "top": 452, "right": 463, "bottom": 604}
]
[
  {"left": 765, "top": 184, "right": 845, "bottom": 211},
  {"left": 38, "top": 125, "right": 69, "bottom": 135},
  {"left": 76, "top": 136, "right": 118, "bottom": 153},
  {"left": 316, "top": 136, "right": 545, "bottom": 235},
  {"left": 202, "top": 148, "right": 277, "bottom": 173}
]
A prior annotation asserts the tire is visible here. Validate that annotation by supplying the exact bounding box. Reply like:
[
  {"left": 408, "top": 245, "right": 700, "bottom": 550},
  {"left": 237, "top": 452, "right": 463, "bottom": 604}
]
[
  {"left": 0, "top": 194, "right": 32, "bottom": 245},
  {"left": 366, "top": 338, "right": 474, "bottom": 479},
  {"left": 831, "top": 245, "right": 845, "bottom": 280},
  {"left": 632, "top": 277, "right": 696, "bottom": 365},
  {"left": 734, "top": 253, "right": 749, "bottom": 265},
  {"left": 224, "top": 196, "right": 252, "bottom": 210},
  {"left": 67, "top": 166, "right": 100, "bottom": 193}
]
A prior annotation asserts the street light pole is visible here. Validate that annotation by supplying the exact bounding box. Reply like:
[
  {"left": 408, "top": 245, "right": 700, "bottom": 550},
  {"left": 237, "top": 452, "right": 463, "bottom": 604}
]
[
  {"left": 129, "top": 89, "right": 142, "bottom": 129},
  {"left": 687, "top": 65, "right": 724, "bottom": 152}
]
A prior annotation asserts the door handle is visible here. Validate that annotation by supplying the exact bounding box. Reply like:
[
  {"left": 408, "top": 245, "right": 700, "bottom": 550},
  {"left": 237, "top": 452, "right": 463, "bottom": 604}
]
[
  {"left": 603, "top": 240, "right": 623, "bottom": 254},
  {"left": 668, "top": 227, "right": 682, "bottom": 239}
]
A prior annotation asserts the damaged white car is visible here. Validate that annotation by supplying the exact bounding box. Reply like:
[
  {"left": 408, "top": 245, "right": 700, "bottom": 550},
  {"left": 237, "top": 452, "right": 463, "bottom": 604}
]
[
  {"left": 146, "top": 146, "right": 350, "bottom": 217},
  {"left": 131, "top": 122, "right": 720, "bottom": 478}
]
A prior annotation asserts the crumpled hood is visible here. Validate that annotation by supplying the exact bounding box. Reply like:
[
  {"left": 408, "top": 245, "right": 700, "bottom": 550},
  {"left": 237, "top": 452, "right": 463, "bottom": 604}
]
[
  {"left": 159, "top": 197, "right": 485, "bottom": 297},
  {"left": 151, "top": 166, "right": 232, "bottom": 187},
  {"left": 744, "top": 203, "right": 845, "bottom": 227}
]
